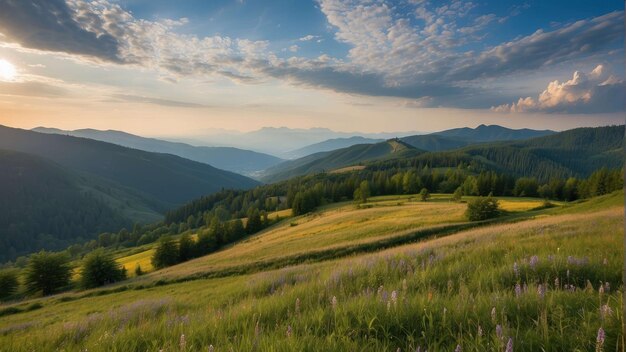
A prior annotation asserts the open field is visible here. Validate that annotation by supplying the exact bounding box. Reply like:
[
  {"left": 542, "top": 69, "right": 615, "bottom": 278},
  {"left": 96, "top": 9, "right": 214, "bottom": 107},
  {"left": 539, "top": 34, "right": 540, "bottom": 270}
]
[{"left": 0, "top": 192, "right": 622, "bottom": 351}]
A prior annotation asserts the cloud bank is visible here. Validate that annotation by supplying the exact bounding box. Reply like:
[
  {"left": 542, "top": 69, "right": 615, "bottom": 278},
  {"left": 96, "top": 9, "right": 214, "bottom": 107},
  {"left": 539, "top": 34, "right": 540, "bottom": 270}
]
[{"left": 492, "top": 65, "right": 625, "bottom": 114}]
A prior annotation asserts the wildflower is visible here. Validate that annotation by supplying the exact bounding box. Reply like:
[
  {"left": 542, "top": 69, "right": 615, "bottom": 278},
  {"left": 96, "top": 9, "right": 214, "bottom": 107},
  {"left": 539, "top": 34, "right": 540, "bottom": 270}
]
[
  {"left": 566, "top": 269, "right": 570, "bottom": 279},
  {"left": 331, "top": 296, "right": 338, "bottom": 310},
  {"left": 600, "top": 304, "right": 613, "bottom": 319},
  {"left": 599, "top": 284, "right": 605, "bottom": 295},
  {"left": 506, "top": 337, "right": 513, "bottom": 352},
  {"left": 513, "top": 262, "right": 519, "bottom": 277},
  {"left": 454, "top": 344, "right": 462, "bottom": 352},
  {"left": 179, "top": 334, "right": 186, "bottom": 350},
  {"left": 515, "top": 283, "right": 522, "bottom": 297},
  {"left": 529, "top": 255, "right": 539, "bottom": 270},
  {"left": 208, "top": 345, "right": 214, "bottom": 352},
  {"left": 295, "top": 298, "right": 301, "bottom": 315},
  {"left": 496, "top": 324, "right": 503, "bottom": 339},
  {"left": 537, "top": 284, "right": 545, "bottom": 299},
  {"left": 554, "top": 277, "right": 560, "bottom": 289},
  {"left": 604, "top": 282, "right": 610, "bottom": 293},
  {"left": 491, "top": 307, "right": 497, "bottom": 323},
  {"left": 603, "top": 258, "right": 608, "bottom": 265},
  {"left": 402, "top": 278, "right": 407, "bottom": 291},
  {"left": 477, "top": 324, "right": 483, "bottom": 337},
  {"left": 596, "top": 327, "right": 605, "bottom": 351},
  {"left": 286, "top": 325, "right": 292, "bottom": 338}
]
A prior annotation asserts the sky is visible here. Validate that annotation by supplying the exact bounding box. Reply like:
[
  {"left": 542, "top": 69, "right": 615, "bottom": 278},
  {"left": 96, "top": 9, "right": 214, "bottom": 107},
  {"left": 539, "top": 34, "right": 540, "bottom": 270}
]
[{"left": 0, "top": 0, "right": 623, "bottom": 137}]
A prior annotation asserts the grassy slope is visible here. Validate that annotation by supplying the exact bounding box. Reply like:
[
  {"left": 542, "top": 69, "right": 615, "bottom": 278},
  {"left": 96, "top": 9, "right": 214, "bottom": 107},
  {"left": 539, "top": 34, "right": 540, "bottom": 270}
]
[
  {"left": 0, "top": 192, "right": 622, "bottom": 351},
  {"left": 261, "top": 140, "right": 421, "bottom": 182}
]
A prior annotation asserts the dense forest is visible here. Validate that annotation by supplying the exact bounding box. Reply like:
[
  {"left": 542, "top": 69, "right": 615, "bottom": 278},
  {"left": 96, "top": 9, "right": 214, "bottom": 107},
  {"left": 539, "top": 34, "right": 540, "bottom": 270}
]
[{"left": 0, "top": 151, "right": 130, "bottom": 263}]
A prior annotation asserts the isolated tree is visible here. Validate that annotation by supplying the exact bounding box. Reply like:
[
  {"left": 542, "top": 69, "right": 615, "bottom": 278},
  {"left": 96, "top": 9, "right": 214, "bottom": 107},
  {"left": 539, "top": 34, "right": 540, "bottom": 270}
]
[
  {"left": 178, "top": 233, "right": 195, "bottom": 262},
  {"left": 151, "top": 236, "right": 179, "bottom": 269},
  {"left": 353, "top": 180, "right": 371, "bottom": 204},
  {"left": 25, "top": 251, "right": 72, "bottom": 296},
  {"left": 452, "top": 187, "right": 463, "bottom": 202},
  {"left": 0, "top": 270, "right": 19, "bottom": 300},
  {"left": 80, "top": 249, "right": 126, "bottom": 288},
  {"left": 419, "top": 188, "right": 431, "bottom": 201},
  {"left": 465, "top": 195, "right": 500, "bottom": 221},
  {"left": 134, "top": 264, "right": 144, "bottom": 276}
]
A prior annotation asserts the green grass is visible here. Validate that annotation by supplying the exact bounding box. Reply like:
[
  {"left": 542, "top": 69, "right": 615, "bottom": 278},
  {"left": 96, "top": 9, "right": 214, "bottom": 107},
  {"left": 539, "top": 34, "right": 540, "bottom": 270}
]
[{"left": 0, "top": 192, "right": 622, "bottom": 351}]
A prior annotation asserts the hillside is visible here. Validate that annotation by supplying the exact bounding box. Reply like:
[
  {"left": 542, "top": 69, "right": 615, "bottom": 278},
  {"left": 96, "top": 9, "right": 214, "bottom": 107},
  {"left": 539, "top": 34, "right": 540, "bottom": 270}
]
[
  {"left": 284, "top": 136, "right": 384, "bottom": 159},
  {"left": 0, "top": 125, "right": 259, "bottom": 207},
  {"left": 32, "top": 127, "right": 283, "bottom": 176},
  {"left": 432, "top": 124, "right": 555, "bottom": 142},
  {"left": 400, "top": 134, "right": 472, "bottom": 151},
  {"left": 371, "top": 125, "right": 624, "bottom": 182},
  {"left": 0, "top": 192, "right": 621, "bottom": 350},
  {"left": 261, "top": 139, "right": 422, "bottom": 182},
  {"left": 0, "top": 150, "right": 133, "bottom": 262}
]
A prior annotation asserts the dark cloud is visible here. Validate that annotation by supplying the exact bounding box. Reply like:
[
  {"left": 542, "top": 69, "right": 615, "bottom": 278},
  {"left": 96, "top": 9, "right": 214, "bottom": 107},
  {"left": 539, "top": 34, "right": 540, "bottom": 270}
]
[
  {"left": 447, "top": 11, "right": 624, "bottom": 82},
  {"left": 0, "top": 0, "right": 121, "bottom": 62}
]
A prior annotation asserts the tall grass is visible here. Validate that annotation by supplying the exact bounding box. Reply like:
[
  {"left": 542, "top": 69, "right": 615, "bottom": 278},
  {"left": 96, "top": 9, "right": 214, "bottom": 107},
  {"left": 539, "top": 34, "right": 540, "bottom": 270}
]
[{"left": 0, "top": 201, "right": 621, "bottom": 351}]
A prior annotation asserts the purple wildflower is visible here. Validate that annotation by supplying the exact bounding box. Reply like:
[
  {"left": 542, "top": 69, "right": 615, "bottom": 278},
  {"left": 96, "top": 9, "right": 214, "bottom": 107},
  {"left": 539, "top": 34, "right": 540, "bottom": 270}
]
[
  {"left": 286, "top": 325, "right": 292, "bottom": 338},
  {"left": 506, "top": 337, "right": 513, "bottom": 352},
  {"left": 208, "top": 345, "right": 214, "bottom": 352},
  {"left": 391, "top": 290, "right": 398, "bottom": 306},
  {"left": 537, "top": 284, "right": 545, "bottom": 299},
  {"left": 600, "top": 305, "right": 613, "bottom": 319},
  {"left": 454, "top": 344, "right": 462, "bottom": 352},
  {"left": 529, "top": 255, "right": 539, "bottom": 270},
  {"left": 515, "top": 283, "right": 522, "bottom": 297},
  {"left": 496, "top": 324, "right": 503, "bottom": 339},
  {"left": 596, "top": 327, "right": 605, "bottom": 351}
]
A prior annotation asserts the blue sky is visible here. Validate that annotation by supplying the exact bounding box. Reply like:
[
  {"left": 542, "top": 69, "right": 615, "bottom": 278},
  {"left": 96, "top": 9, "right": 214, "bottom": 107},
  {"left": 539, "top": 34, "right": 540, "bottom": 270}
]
[{"left": 0, "top": 0, "right": 622, "bottom": 136}]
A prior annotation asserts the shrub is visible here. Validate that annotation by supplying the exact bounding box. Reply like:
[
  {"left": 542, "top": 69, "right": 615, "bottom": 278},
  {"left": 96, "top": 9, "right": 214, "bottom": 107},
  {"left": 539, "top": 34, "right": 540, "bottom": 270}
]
[
  {"left": 80, "top": 249, "right": 126, "bottom": 288},
  {"left": 0, "top": 270, "right": 19, "bottom": 300},
  {"left": 419, "top": 188, "right": 431, "bottom": 201},
  {"left": 452, "top": 187, "right": 463, "bottom": 202},
  {"left": 135, "top": 264, "right": 144, "bottom": 276},
  {"left": 24, "top": 251, "right": 72, "bottom": 296},
  {"left": 465, "top": 195, "right": 500, "bottom": 221}
]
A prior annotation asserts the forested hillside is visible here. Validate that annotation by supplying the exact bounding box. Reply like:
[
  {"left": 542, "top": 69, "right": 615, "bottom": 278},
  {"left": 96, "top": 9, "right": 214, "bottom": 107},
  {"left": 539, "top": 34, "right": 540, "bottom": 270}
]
[
  {"left": 0, "top": 150, "right": 131, "bottom": 262},
  {"left": 32, "top": 127, "right": 283, "bottom": 176},
  {"left": 261, "top": 139, "right": 422, "bottom": 182},
  {"left": 0, "top": 125, "right": 259, "bottom": 206}
]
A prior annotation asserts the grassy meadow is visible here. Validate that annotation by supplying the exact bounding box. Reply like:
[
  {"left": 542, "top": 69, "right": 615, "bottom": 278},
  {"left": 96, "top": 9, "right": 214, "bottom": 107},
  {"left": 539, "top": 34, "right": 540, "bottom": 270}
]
[{"left": 0, "top": 192, "right": 622, "bottom": 351}]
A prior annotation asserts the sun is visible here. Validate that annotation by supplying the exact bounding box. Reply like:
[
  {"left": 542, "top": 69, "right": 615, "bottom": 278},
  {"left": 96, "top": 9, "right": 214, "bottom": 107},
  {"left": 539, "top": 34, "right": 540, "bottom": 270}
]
[{"left": 0, "top": 59, "right": 17, "bottom": 81}]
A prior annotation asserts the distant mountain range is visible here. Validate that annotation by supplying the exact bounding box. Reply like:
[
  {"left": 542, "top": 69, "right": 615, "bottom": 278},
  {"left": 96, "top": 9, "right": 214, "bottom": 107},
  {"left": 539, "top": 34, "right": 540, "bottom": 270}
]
[
  {"left": 259, "top": 125, "right": 620, "bottom": 183},
  {"left": 279, "top": 124, "right": 555, "bottom": 159},
  {"left": 431, "top": 124, "right": 555, "bottom": 142},
  {"left": 168, "top": 127, "right": 422, "bottom": 157},
  {"left": 260, "top": 139, "right": 421, "bottom": 182},
  {"left": 32, "top": 127, "right": 282, "bottom": 176}
]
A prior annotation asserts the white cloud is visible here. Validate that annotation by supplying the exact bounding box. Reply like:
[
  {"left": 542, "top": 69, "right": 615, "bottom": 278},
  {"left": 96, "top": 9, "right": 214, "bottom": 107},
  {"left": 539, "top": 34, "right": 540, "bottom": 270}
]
[
  {"left": 299, "top": 35, "right": 318, "bottom": 41},
  {"left": 289, "top": 45, "right": 299, "bottom": 53},
  {"left": 492, "top": 65, "right": 625, "bottom": 113}
]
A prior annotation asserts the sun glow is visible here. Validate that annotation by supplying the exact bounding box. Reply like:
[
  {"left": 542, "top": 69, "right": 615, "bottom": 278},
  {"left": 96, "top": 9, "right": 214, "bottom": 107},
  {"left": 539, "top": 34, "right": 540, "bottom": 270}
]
[{"left": 0, "top": 59, "right": 17, "bottom": 81}]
